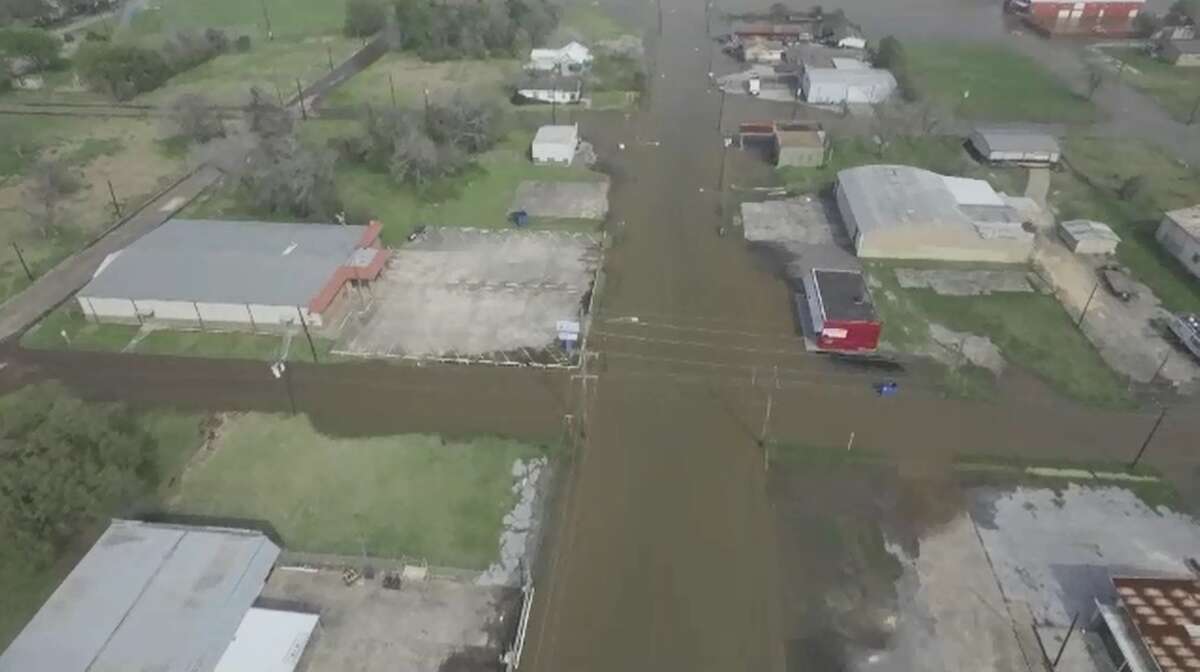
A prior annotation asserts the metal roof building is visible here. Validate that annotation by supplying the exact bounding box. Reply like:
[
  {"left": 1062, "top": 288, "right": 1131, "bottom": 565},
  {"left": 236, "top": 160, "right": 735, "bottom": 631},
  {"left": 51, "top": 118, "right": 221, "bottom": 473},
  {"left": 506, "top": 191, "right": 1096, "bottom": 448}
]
[
  {"left": 1093, "top": 576, "right": 1200, "bottom": 672},
  {"left": 77, "top": 219, "right": 388, "bottom": 330},
  {"left": 968, "top": 128, "right": 1061, "bottom": 165},
  {"left": 1157, "top": 206, "right": 1200, "bottom": 281},
  {"left": 0, "top": 520, "right": 282, "bottom": 672},
  {"left": 1059, "top": 219, "right": 1121, "bottom": 254},
  {"left": 835, "top": 165, "right": 1034, "bottom": 263},
  {"left": 800, "top": 67, "right": 896, "bottom": 104},
  {"left": 531, "top": 124, "right": 579, "bottom": 165}
]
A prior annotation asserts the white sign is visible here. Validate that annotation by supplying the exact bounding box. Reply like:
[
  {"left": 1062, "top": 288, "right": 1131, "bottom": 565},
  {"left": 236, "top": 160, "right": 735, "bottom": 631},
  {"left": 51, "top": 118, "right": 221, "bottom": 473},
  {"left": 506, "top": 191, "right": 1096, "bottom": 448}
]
[{"left": 821, "top": 328, "right": 849, "bottom": 339}]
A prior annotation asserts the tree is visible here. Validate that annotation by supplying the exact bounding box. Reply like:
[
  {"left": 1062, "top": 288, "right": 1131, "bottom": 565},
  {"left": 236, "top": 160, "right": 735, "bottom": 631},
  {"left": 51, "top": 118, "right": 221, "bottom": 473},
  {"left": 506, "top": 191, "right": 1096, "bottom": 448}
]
[
  {"left": 75, "top": 42, "right": 171, "bottom": 100},
  {"left": 0, "top": 27, "right": 62, "bottom": 71},
  {"left": 161, "top": 28, "right": 222, "bottom": 72},
  {"left": 1119, "top": 174, "right": 1147, "bottom": 200},
  {"left": 243, "top": 86, "right": 294, "bottom": 138},
  {"left": 0, "top": 0, "right": 53, "bottom": 25},
  {"left": 1168, "top": 0, "right": 1200, "bottom": 24},
  {"left": 0, "top": 384, "right": 157, "bottom": 566},
  {"left": 167, "top": 93, "right": 226, "bottom": 144},
  {"left": 1134, "top": 10, "right": 1164, "bottom": 37},
  {"left": 872, "top": 35, "right": 905, "bottom": 69},
  {"left": 427, "top": 94, "right": 502, "bottom": 153},
  {"left": 346, "top": 0, "right": 387, "bottom": 37},
  {"left": 241, "top": 135, "right": 339, "bottom": 219},
  {"left": 23, "top": 158, "right": 81, "bottom": 238}
]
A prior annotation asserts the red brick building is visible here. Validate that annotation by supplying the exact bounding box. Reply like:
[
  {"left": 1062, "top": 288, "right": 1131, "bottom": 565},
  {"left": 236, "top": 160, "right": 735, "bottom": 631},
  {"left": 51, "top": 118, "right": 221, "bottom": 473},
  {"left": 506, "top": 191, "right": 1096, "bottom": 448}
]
[{"left": 1020, "top": 0, "right": 1146, "bottom": 36}]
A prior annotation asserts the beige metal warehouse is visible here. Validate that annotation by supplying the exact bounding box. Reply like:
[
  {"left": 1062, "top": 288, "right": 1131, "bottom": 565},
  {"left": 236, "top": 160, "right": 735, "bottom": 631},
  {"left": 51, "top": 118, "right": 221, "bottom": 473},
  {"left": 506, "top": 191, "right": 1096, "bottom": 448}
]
[{"left": 835, "top": 165, "right": 1034, "bottom": 263}]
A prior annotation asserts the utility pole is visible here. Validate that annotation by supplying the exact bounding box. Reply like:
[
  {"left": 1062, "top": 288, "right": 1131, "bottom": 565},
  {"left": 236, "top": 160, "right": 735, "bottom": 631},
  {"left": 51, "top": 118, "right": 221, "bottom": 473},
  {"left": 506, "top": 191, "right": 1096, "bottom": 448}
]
[
  {"left": 758, "top": 389, "right": 773, "bottom": 447},
  {"left": 1129, "top": 406, "right": 1168, "bottom": 471},
  {"left": 327, "top": 46, "right": 334, "bottom": 72},
  {"left": 271, "top": 361, "right": 297, "bottom": 415},
  {"left": 717, "top": 88, "right": 726, "bottom": 132},
  {"left": 1190, "top": 94, "right": 1200, "bottom": 125},
  {"left": 1076, "top": 281, "right": 1099, "bottom": 328},
  {"left": 389, "top": 73, "right": 397, "bottom": 108},
  {"left": 107, "top": 179, "right": 121, "bottom": 217},
  {"left": 296, "top": 308, "right": 319, "bottom": 363},
  {"left": 11, "top": 242, "right": 33, "bottom": 281},
  {"left": 260, "top": 0, "right": 273, "bottom": 40},
  {"left": 295, "top": 79, "right": 307, "bottom": 120},
  {"left": 1052, "top": 612, "right": 1080, "bottom": 669},
  {"left": 1151, "top": 351, "right": 1170, "bottom": 385}
]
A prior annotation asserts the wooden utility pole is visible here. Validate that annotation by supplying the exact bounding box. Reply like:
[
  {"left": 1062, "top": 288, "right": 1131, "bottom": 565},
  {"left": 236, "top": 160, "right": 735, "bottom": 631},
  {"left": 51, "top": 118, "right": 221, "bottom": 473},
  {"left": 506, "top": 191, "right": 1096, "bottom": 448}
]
[
  {"left": 107, "top": 179, "right": 121, "bottom": 217},
  {"left": 1076, "top": 281, "right": 1099, "bottom": 328},
  {"left": 1052, "top": 612, "right": 1080, "bottom": 669},
  {"left": 1129, "top": 407, "right": 1168, "bottom": 471},
  {"left": 1190, "top": 95, "right": 1200, "bottom": 125},
  {"left": 260, "top": 0, "right": 273, "bottom": 39},
  {"left": 327, "top": 46, "right": 334, "bottom": 72},
  {"left": 389, "top": 73, "right": 398, "bottom": 108},
  {"left": 295, "top": 79, "right": 308, "bottom": 120},
  {"left": 11, "top": 242, "right": 33, "bottom": 281},
  {"left": 297, "top": 308, "right": 319, "bottom": 363}
]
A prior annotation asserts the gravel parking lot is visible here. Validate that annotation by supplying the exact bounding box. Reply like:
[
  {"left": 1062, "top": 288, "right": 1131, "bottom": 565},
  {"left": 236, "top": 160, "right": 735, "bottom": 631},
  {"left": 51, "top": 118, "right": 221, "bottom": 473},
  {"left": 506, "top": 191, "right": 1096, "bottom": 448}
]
[{"left": 337, "top": 228, "right": 602, "bottom": 361}]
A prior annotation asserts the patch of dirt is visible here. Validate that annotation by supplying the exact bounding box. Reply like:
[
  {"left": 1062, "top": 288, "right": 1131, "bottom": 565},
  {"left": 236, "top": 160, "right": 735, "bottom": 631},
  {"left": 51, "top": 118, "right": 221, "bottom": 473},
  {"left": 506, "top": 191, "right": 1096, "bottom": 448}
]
[
  {"left": 927, "top": 323, "right": 1005, "bottom": 374},
  {"left": 165, "top": 412, "right": 231, "bottom": 505}
]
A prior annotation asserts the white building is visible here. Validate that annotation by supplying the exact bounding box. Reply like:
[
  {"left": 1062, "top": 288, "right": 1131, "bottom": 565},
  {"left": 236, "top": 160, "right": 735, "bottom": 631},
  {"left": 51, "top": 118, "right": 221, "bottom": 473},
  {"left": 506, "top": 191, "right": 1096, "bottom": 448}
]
[
  {"left": 531, "top": 124, "right": 579, "bottom": 165},
  {"left": 528, "top": 41, "right": 593, "bottom": 74},
  {"left": 0, "top": 520, "right": 317, "bottom": 672},
  {"left": 76, "top": 219, "right": 389, "bottom": 331},
  {"left": 516, "top": 74, "right": 583, "bottom": 104},
  {"left": 836, "top": 165, "right": 1034, "bottom": 263},
  {"left": 801, "top": 67, "right": 896, "bottom": 104},
  {"left": 1157, "top": 206, "right": 1200, "bottom": 280},
  {"left": 1059, "top": 219, "right": 1120, "bottom": 255}
]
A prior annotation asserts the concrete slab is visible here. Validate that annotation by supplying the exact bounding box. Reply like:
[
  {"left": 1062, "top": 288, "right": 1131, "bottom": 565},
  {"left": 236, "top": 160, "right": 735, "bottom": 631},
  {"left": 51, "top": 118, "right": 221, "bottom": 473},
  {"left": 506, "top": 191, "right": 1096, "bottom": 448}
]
[
  {"left": 338, "top": 229, "right": 601, "bottom": 360},
  {"left": 893, "top": 269, "right": 1034, "bottom": 296},
  {"left": 509, "top": 181, "right": 610, "bottom": 220},
  {"left": 261, "top": 569, "right": 518, "bottom": 672},
  {"left": 739, "top": 196, "right": 860, "bottom": 279}
]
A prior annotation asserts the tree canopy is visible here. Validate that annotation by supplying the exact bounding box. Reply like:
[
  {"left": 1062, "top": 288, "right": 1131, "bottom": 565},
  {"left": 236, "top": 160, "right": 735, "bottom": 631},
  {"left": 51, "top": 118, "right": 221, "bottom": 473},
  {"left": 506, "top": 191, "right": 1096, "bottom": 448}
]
[
  {"left": 0, "top": 27, "right": 61, "bottom": 71},
  {"left": 0, "top": 384, "right": 157, "bottom": 565}
]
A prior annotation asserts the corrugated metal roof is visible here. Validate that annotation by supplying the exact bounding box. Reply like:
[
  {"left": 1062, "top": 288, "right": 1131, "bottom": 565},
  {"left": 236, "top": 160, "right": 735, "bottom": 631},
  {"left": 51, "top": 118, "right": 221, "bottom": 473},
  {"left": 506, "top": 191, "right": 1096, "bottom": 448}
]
[
  {"left": 1061, "top": 219, "right": 1121, "bottom": 242},
  {"left": 79, "top": 219, "right": 369, "bottom": 308},
  {"left": 0, "top": 520, "right": 280, "bottom": 672},
  {"left": 804, "top": 67, "right": 897, "bottom": 87},
  {"left": 1112, "top": 576, "right": 1200, "bottom": 672},
  {"left": 533, "top": 124, "right": 579, "bottom": 147},
  {"left": 213, "top": 608, "right": 318, "bottom": 672},
  {"left": 1166, "top": 206, "right": 1200, "bottom": 238},
  {"left": 970, "top": 128, "right": 1061, "bottom": 155}
]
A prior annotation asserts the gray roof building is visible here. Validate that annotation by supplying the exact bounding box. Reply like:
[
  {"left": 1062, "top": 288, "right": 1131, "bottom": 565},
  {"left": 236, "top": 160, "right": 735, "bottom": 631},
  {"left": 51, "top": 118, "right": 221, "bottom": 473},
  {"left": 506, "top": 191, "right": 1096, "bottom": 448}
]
[
  {"left": 835, "top": 165, "right": 1033, "bottom": 263},
  {"left": 0, "top": 520, "right": 281, "bottom": 672},
  {"left": 79, "top": 219, "right": 385, "bottom": 311},
  {"left": 968, "top": 128, "right": 1061, "bottom": 164}
]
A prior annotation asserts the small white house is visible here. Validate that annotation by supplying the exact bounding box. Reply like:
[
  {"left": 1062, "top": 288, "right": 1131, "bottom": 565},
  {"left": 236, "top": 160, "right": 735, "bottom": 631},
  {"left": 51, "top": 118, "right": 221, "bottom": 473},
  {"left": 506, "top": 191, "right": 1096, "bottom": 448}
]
[
  {"left": 968, "top": 128, "right": 1061, "bottom": 165},
  {"left": 1059, "top": 219, "right": 1120, "bottom": 255},
  {"left": 528, "top": 41, "right": 593, "bottom": 74},
  {"left": 532, "top": 124, "right": 579, "bottom": 165},
  {"left": 1158, "top": 206, "right": 1200, "bottom": 280},
  {"left": 516, "top": 75, "right": 583, "bottom": 104},
  {"left": 801, "top": 67, "right": 896, "bottom": 104}
]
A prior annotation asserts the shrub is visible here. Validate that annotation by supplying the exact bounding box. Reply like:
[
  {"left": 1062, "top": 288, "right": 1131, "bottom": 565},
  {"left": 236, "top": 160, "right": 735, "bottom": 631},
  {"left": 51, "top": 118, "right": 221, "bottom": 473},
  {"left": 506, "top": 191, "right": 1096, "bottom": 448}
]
[
  {"left": 76, "top": 42, "right": 171, "bottom": 100},
  {"left": 235, "top": 34, "right": 252, "bottom": 52},
  {"left": 0, "top": 27, "right": 63, "bottom": 71},
  {"left": 345, "top": 0, "right": 387, "bottom": 37}
]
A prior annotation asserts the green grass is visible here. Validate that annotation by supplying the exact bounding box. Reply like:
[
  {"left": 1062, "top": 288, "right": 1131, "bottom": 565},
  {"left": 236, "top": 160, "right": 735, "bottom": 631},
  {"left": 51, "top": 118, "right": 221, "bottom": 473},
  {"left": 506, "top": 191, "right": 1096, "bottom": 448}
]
[
  {"left": 0, "top": 387, "right": 204, "bottom": 651},
  {"left": 170, "top": 413, "right": 552, "bottom": 569},
  {"left": 321, "top": 54, "right": 520, "bottom": 110},
  {"left": 122, "top": 0, "right": 343, "bottom": 42},
  {"left": 559, "top": 4, "right": 630, "bottom": 43},
  {"left": 904, "top": 42, "right": 1100, "bottom": 123},
  {"left": 0, "top": 115, "right": 70, "bottom": 177},
  {"left": 776, "top": 135, "right": 1026, "bottom": 195},
  {"left": 20, "top": 306, "right": 334, "bottom": 362},
  {"left": 1054, "top": 135, "right": 1200, "bottom": 314},
  {"left": 1102, "top": 47, "right": 1200, "bottom": 123},
  {"left": 134, "top": 37, "right": 361, "bottom": 106},
  {"left": 19, "top": 305, "right": 141, "bottom": 351},
  {"left": 66, "top": 137, "right": 124, "bottom": 164},
  {"left": 191, "top": 125, "right": 609, "bottom": 242},
  {"left": 865, "top": 262, "right": 1131, "bottom": 407}
]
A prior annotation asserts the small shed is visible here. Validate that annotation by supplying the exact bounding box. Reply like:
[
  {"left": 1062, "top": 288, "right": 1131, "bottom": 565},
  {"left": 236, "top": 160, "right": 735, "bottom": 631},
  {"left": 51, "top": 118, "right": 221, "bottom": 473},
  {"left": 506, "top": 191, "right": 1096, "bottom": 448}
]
[
  {"left": 968, "top": 128, "right": 1061, "bottom": 165},
  {"left": 1157, "top": 205, "right": 1200, "bottom": 280},
  {"left": 799, "top": 268, "right": 882, "bottom": 353},
  {"left": 1058, "top": 219, "right": 1121, "bottom": 254},
  {"left": 531, "top": 124, "right": 579, "bottom": 165},
  {"left": 1161, "top": 39, "right": 1200, "bottom": 66},
  {"left": 801, "top": 67, "right": 896, "bottom": 104},
  {"left": 774, "top": 124, "right": 826, "bottom": 167}
]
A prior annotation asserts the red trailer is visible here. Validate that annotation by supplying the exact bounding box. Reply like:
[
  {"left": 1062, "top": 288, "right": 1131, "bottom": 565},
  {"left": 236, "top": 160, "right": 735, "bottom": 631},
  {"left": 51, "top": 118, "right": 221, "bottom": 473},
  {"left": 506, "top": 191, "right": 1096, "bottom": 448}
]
[{"left": 800, "top": 268, "right": 882, "bottom": 353}]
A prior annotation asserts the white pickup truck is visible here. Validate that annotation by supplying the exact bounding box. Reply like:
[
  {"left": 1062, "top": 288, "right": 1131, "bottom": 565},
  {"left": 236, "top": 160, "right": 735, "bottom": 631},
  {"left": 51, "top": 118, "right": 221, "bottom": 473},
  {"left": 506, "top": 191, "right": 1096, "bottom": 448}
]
[{"left": 747, "top": 75, "right": 760, "bottom": 96}]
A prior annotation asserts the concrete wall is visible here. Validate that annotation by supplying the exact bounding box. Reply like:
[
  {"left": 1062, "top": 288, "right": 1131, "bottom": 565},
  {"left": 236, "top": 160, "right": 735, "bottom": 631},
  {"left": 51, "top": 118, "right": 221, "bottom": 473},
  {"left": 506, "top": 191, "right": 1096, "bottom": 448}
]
[
  {"left": 532, "top": 141, "right": 574, "bottom": 165},
  {"left": 856, "top": 228, "right": 1034, "bottom": 263},
  {"left": 776, "top": 145, "right": 824, "bottom": 167},
  {"left": 1157, "top": 218, "right": 1200, "bottom": 279}
]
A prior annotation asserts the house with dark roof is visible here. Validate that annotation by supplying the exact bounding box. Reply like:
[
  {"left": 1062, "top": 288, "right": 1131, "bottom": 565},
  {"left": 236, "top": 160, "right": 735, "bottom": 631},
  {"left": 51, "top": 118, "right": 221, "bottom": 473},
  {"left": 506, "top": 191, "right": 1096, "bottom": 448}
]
[{"left": 76, "top": 218, "right": 389, "bottom": 331}]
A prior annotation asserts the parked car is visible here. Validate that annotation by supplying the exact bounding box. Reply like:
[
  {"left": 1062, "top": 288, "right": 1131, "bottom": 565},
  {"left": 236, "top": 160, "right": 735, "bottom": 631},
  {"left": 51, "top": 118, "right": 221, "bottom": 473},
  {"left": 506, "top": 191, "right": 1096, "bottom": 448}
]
[
  {"left": 1168, "top": 313, "right": 1200, "bottom": 363},
  {"left": 747, "top": 75, "right": 761, "bottom": 96},
  {"left": 1100, "top": 264, "right": 1137, "bottom": 302}
]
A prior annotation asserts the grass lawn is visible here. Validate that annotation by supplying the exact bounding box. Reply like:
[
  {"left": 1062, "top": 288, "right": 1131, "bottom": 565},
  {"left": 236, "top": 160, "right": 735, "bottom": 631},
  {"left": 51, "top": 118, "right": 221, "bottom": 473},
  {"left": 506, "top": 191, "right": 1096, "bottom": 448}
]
[
  {"left": 558, "top": 4, "right": 631, "bottom": 43},
  {"left": 0, "top": 117, "right": 184, "bottom": 304},
  {"left": 20, "top": 305, "right": 335, "bottom": 362},
  {"left": 321, "top": 54, "right": 521, "bottom": 110},
  {"left": 122, "top": 0, "right": 343, "bottom": 42},
  {"left": 904, "top": 43, "right": 1100, "bottom": 123},
  {"left": 776, "top": 135, "right": 1026, "bottom": 195},
  {"left": 135, "top": 37, "right": 362, "bottom": 107},
  {"left": 1054, "top": 135, "right": 1200, "bottom": 314},
  {"left": 170, "top": 413, "right": 552, "bottom": 569},
  {"left": 0, "top": 387, "right": 204, "bottom": 650},
  {"left": 189, "top": 125, "right": 609, "bottom": 243},
  {"left": 1102, "top": 47, "right": 1200, "bottom": 124},
  {"left": 864, "top": 262, "right": 1131, "bottom": 407}
]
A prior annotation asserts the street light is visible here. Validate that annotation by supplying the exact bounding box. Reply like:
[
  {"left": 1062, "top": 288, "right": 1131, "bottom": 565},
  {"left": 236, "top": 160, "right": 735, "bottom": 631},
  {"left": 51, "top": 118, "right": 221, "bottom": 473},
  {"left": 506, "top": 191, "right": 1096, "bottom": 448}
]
[{"left": 270, "top": 360, "right": 297, "bottom": 415}]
